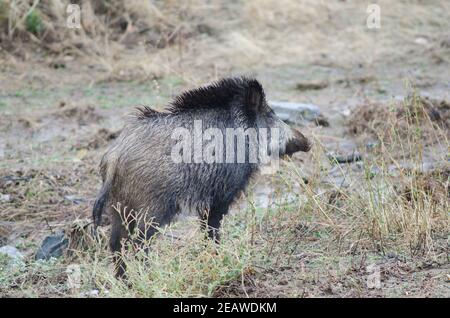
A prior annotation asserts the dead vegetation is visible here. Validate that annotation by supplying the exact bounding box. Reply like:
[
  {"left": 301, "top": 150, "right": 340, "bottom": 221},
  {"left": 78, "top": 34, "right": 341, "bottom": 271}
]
[
  {"left": 1, "top": 100, "right": 449, "bottom": 298},
  {"left": 1, "top": 0, "right": 449, "bottom": 83},
  {"left": 348, "top": 95, "right": 450, "bottom": 142}
]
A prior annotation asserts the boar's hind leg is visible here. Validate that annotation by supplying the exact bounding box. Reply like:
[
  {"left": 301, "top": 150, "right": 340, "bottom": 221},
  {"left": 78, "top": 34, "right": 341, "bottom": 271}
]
[{"left": 110, "top": 211, "right": 130, "bottom": 278}]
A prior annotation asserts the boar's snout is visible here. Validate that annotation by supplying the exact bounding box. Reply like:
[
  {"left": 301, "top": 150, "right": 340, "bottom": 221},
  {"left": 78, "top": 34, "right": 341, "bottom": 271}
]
[{"left": 285, "top": 129, "right": 311, "bottom": 156}]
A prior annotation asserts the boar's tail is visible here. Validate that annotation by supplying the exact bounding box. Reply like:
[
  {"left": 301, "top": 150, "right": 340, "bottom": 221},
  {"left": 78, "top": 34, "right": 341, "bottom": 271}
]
[
  {"left": 93, "top": 182, "right": 111, "bottom": 228},
  {"left": 93, "top": 161, "right": 114, "bottom": 228}
]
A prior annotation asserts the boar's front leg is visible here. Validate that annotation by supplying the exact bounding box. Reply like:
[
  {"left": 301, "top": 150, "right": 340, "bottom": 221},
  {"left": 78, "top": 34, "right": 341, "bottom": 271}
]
[
  {"left": 132, "top": 202, "right": 177, "bottom": 251},
  {"left": 200, "top": 203, "right": 230, "bottom": 243},
  {"left": 133, "top": 219, "right": 158, "bottom": 252}
]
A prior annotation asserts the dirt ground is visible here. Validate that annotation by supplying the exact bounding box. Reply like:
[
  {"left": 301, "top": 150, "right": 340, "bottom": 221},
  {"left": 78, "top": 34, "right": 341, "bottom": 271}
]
[{"left": 0, "top": 1, "right": 449, "bottom": 297}]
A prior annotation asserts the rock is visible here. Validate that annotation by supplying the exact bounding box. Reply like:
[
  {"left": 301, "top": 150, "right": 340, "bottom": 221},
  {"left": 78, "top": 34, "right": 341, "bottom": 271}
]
[
  {"left": 414, "top": 37, "right": 429, "bottom": 46},
  {"left": 0, "top": 175, "right": 32, "bottom": 187},
  {"left": 395, "top": 161, "right": 439, "bottom": 173},
  {"left": 366, "top": 142, "right": 379, "bottom": 149},
  {"left": 367, "top": 159, "right": 442, "bottom": 178},
  {"left": 64, "top": 195, "right": 85, "bottom": 205},
  {"left": 326, "top": 140, "right": 362, "bottom": 164},
  {"left": 322, "top": 174, "right": 350, "bottom": 188},
  {"left": 269, "top": 101, "right": 322, "bottom": 125},
  {"left": 86, "top": 289, "right": 99, "bottom": 297},
  {"left": 0, "top": 245, "right": 25, "bottom": 268},
  {"left": 81, "top": 289, "right": 108, "bottom": 297},
  {"left": 35, "top": 232, "right": 69, "bottom": 261},
  {"left": 0, "top": 193, "right": 11, "bottom": 203},
  {"left": 341, "top": 108, "right": 351, "bottom": 117},
  {"left": 387, "top": 252, "right": 397, "bottom": 259},
  {"left": 0, "top": 245, "right": 24, "bottom": 261},
  {"left": 327, "top": 152, "right": 362, "bottom": 164}
]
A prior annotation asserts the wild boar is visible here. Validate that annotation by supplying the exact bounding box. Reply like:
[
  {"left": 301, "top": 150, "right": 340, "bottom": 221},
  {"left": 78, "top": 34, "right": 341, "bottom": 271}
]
[{"left": 93, "top": 77, "right": 310, "bottom": 276}]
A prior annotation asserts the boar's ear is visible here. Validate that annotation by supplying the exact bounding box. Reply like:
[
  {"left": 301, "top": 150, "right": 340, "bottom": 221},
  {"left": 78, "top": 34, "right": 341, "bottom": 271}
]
[{"left": 244, "top": 79, "right": 265, "bottom": 114}]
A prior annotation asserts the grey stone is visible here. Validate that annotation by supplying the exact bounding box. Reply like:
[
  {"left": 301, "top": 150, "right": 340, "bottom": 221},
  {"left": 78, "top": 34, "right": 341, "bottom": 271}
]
[
  {"left": 35, "top": 232, "right": 69, "bottom": 261},
  {"left": 326, "top": 140, "right": 362, "bottom": 164},
  {"left": 0, "top": 245, "right": 25, "bottom": 268},
  {"left": 0, "top": 245, "right": 24, "bottom": 261},
  {"left": 0, "top": 194, "right": 11, "bottom": 203},
  {"left": 366, "top": 142, "right": 379, "bottom": 149},
  {"left": 64, "top": 195, "right": 85, "bottom": 205},
  {"left": 269, "top": 101, "right": 322, "bottom": 124},
  {"left": 327, "top": 151, "right": 362, "bottom": 164},
  {"left": 322, "top": 174, "right": 351, "bottom": 188}
]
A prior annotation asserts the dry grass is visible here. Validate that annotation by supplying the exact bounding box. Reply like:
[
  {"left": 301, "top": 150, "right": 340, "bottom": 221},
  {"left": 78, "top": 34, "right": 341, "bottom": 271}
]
[
  {"left": 1, "top": 0, "right": 449, "bottom": 82},
  {"left": 57, "top": 95, "right": 450, "bottom": 296},
  {"left": 348, "top": 94, "right": 449, "bottom": 143}
]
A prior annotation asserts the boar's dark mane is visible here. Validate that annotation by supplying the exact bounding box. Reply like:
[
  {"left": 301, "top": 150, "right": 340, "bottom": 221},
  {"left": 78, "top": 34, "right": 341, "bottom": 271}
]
[
  {"left": 134, "top": 77, "right": 265, "bottom": 120},
  {"left": 134, "top": 105, "right": 161, "bottom": 119},
  {"left": 167, "top": 76, "right": 265, "bottom": 114}
]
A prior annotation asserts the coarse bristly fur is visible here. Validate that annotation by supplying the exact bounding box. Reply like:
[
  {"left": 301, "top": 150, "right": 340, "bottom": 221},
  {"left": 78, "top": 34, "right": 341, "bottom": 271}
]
[
  {"left": 166, "top": 77, "right": 265, "bottom": 113},
  {"left": 93, "top": 76, "right": 310, "bottom": 277}
]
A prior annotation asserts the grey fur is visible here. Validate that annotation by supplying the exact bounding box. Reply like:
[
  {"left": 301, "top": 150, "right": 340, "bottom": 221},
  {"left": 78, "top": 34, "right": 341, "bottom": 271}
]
[{"left": 93, "top": 77, "right": 310, "bottom": 277}]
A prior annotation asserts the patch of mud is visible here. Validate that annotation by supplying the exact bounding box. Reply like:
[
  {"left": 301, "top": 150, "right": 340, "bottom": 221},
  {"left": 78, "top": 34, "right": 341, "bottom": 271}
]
[
  {"left": 1, "top": 104, "right": 106, "bottom": 159},
  {"left": 296, "top": 80, "right": 328, "bottom": 91},
  {"left": 75, "top": 128, "right": 121, "bottom": 150},
  {"left": 1, "top": 104, "right": 103, "bottom": 135},
  {"left": 51, "top": 104, "right": 103, "bottom": 126}
]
